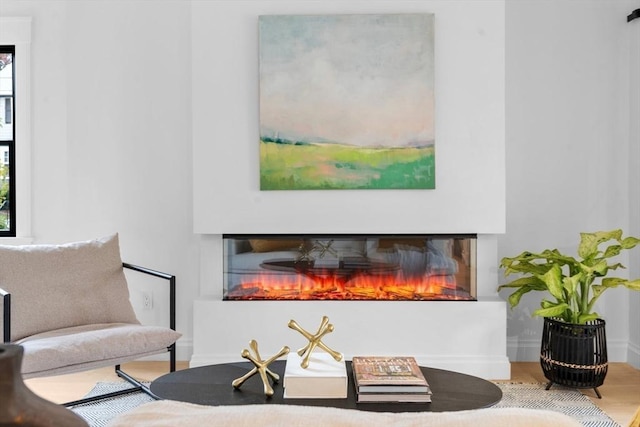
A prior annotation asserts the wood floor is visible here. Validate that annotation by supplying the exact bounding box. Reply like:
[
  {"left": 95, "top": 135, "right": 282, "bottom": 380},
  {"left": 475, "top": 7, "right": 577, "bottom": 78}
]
[
  {"left": 507, "top": 362, "right": 640, "bottom": 426},
  {"left": 25, "top": 362, "right": 640, "bottom": 426}
]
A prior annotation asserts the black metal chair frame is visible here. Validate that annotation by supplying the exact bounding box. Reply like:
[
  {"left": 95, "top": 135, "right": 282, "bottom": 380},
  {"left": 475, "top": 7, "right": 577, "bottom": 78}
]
[{"left": 1, "top": 262, "right": 177, "bottom": 407}]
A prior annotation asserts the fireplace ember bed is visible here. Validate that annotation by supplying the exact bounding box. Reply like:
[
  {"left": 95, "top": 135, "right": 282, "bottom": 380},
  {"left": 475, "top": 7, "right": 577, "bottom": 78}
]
[{"left": 223, "top": 234, "right": 476, "bottom": 301}]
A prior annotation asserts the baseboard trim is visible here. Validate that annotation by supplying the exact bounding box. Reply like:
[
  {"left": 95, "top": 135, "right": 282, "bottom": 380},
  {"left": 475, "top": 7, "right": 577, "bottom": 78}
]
[
  {"left": 628, "top": 341, "right": 640, "bottom": 369},
  {"left": 507, "top": 337, "right": 540, "bottom": 362},
  {"left": 508, "top": 336, "right": 634, "bottom": 363}
]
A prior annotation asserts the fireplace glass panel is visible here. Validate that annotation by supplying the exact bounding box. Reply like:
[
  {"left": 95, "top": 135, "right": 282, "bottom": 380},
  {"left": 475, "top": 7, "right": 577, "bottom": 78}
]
[{"left": 223, "top": 234, "right": 476, "bottom": 301}]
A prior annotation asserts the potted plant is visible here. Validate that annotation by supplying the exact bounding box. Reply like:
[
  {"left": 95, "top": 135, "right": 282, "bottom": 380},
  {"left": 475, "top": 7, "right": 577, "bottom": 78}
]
[{"left": 498, "top": 229, "right": 640, "bottom": 397}]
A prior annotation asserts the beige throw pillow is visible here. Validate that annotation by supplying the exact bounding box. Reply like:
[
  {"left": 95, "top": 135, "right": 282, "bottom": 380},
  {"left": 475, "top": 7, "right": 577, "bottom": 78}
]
[{"left": 0, "top": 234, "right": 139, "bottom": 341}]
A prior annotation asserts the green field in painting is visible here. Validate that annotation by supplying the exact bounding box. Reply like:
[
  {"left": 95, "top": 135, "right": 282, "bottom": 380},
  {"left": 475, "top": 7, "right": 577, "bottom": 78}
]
[{"left": 260, "top": 140, "right": 435, "bottom": 190}]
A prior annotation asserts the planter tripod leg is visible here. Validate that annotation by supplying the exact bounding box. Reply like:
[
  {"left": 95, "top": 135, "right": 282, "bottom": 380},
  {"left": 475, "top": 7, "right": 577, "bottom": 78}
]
[
  {"left": 593, "top": 387, "right": 602, "bottom": 399},
  {"left": 545, "top": 381, "right": 554, "bottom": 391}
]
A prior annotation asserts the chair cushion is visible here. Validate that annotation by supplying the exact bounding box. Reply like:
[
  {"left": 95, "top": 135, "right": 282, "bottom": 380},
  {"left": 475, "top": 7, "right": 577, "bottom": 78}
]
[
  {"left": 0, "top": 234, "right": 139, "bottom": 341},
  {"left": 17, "top": 323, "right": 182, "bottom": 378}
]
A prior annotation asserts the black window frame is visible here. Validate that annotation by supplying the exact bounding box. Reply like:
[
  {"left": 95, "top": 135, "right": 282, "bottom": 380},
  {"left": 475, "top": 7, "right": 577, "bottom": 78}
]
[{"left": 0, "top": 45, "right": 16, "bottom": 237}]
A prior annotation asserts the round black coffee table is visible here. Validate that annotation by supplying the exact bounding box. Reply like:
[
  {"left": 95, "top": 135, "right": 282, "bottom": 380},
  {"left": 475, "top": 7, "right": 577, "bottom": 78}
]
[{"left": 150, "top": 361, "right": 502, "bottom": 413}]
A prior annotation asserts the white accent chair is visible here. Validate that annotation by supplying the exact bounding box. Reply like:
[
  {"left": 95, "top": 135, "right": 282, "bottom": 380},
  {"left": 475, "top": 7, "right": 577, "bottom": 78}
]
[{"left": 0, "top": 234, "right": 181, "bottom": 406}]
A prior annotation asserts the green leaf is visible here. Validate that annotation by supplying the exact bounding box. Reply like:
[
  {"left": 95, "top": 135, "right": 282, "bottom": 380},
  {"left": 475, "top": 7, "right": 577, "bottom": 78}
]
[
  {"left": 578, "top": 230, "right": 622, "bottom": 259},
  {"left": 500, "top": 255, "right": 552, "bottom": 276},
  {"left": 562, "top": 272, "right": 582, "bottom": 297},
  {"left": 602, "top": 244, "right": 622, "bottom": 259},
  {"left": 595, "top": 278, "right": 640, "bottom": 295},
  {"left": 540, "top": 264, "right": 564, "bottom": 300},
  {"left": 497, "top": 276, "right": 546, "bottom": 291},
  {"left": 507, "top": 287, "right": 530, "bottom": 309},
  {"left": 540, "top": 299, "right": 555, "bottom": 308},
  {"left": 591, "top": 277, "right": 639, "bottom": 300},
  {"left": 578, "top": 233, "right": 599, "bottom": 259},
  {"left": 622, "top": 278, "right": 640, "bottom": 291},
  {"left": 589, "top": 259, "right": 610, "bottom": 276},
  {"left": 591, "top": 285, "right": 607, "bottom": 299},
  {"left": 498, "top": 277, "right": 550, "bottom": 309},
  {"left": 539, "top": 249, "right": 579, "bottom": 266},
  {"left": 578, "top": 312, "right": 600, "bottom": 323},
  {"left": 533, "top": 303, "right": 570, "bottom": 318},
  {"left": 606, "top": 262, "right": 625, "bottom": 271},
  {"left": 621, "top": 236, "right": 640, "bottom": 250}
]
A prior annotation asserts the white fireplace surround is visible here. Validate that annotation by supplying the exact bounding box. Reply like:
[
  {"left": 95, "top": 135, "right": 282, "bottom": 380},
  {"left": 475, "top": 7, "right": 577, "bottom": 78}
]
[
  {"left": 192, "top": 235, "right": 510, "bottom": 379},
  {"left": 190, "top": 1, "right": 509, "bottom": 379},
  {"left": 192, "top": 299, "right": 508, "bottom": 379}
]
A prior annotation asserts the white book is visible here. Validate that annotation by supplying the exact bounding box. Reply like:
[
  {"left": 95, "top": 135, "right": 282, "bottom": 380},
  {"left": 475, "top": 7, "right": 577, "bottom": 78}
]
[
  {"left": 283, "top": 352, "right": 348, "bottom": 399},
  {"left": 313, "top": 257, "right": 340, "bottom": 268}
]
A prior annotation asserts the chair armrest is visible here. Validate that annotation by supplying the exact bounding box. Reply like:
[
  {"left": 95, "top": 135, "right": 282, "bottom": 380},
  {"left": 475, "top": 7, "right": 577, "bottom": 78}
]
[
  {"left": 122, "top": 263, "right": 176, "bottom": 332},
  {"left": 0, "top": 287, "right": 10, "bottom": 343},
  {"left": 122, "top": 262, "right": 177, "bottom": 372}
]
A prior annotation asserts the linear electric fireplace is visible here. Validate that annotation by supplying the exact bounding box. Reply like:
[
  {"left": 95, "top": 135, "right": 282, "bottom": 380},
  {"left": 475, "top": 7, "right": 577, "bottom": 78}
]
[{"left": 223, "top": 234, "right": 476, "bottom": 301}]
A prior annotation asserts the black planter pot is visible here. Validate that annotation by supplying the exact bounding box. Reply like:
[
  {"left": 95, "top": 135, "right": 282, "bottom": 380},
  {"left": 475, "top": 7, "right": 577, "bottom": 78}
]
[{"left": 540, "top": 317, "right": 608, "bottom": 398}]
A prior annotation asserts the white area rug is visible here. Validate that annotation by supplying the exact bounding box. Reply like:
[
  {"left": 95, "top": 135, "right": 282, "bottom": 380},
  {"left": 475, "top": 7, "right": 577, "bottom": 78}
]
[
  {"left": 72, "top": 382, "right": 154, "bottom": 427},
  {"left": 494, "top": 383, "right": 619, "bottom": 427},
  {"left": 71, "top": 381, "right": 620, "bottom": 427}
]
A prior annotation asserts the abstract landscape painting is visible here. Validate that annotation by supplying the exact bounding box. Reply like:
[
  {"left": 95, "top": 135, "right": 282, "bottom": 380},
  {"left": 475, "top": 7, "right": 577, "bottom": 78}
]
[{"left": 258, "top": 14, "right": 435, "bottom": 190}]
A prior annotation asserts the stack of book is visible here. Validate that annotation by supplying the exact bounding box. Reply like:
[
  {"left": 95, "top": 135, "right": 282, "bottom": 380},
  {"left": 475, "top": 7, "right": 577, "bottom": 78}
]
[{"left": 351, "top": 356, "right": 432, "bottom": 403}]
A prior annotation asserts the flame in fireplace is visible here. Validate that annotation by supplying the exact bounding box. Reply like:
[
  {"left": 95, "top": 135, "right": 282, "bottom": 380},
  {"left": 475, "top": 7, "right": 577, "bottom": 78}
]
[{"left": 226, "top": 271, "right": 473, "bottom": 301}]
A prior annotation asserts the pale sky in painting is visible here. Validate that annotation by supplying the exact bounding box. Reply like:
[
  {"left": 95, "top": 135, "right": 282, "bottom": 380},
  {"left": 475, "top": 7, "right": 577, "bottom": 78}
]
[{"left": 259, "top": 14, "right": 435, "bottom": 147}]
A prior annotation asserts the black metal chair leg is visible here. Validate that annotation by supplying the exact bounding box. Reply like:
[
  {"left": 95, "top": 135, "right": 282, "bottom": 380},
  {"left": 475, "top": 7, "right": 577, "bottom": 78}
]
[
  {"left": 63, "top": 348, "right": 175, "bottom": 407},
  {"left": 63, "top": 367, "right": 160, "bottom": 407},
  {"left": 64, "top": 385, "right": 143, "bottom": 407},
  {"left": 116, "top": 367, "right": 161, "bottom": 400}
]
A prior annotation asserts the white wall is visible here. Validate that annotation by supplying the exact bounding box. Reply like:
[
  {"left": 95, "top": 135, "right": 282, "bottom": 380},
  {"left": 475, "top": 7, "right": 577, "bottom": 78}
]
[
  {"left": 192, "top": 0, "right": 506, "bottom": 292},
  {"left": 0, "top": 0, "right": 198, "bottom": 361},
  {"left": 1, "top": 0, "right": 638, "bottom": 366},
  {"left": 501, "top": 0, "right": 640, "bottom": 365},
  {"left": 193, "top": 0, "right": 506, "bottom": 235}
]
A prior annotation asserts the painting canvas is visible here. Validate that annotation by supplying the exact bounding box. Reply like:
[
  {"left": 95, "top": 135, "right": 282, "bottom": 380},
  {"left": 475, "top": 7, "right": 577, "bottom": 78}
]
[{"left": 259, "top": 14, "right": 435, "bottom": 190}]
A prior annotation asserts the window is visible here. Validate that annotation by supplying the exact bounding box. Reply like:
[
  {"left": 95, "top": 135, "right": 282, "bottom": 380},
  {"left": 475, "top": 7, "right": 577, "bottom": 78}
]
[
  {"left": 0, "top": 46, "right": 14, "bottom": 236},
  {"left": 0, "top": 17, "right": 31, "bottom": 240}
]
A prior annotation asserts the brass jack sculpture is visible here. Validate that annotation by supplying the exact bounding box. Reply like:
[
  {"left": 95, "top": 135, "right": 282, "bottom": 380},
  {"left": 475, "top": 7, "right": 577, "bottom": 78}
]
[
  {"left": 295, "top": 242, "right": 313, "bottom": 263},
  {"left": 312, "top": 239, "right": 338, "bottom": 258},
  {"left": 295, "top": 240, "right": 338, "bottom": 263},
  {"left": 288, "top": 316, "right": 343, "bottom": 369},
  {"left": 231, "top": 340, "right": 290, "bottom": 397}
]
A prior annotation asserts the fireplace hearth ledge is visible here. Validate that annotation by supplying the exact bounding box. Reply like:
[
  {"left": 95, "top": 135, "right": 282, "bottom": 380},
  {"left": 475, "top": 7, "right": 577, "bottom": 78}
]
[{"left": 191, "top": 298, "right": 510, "bottom": 380}]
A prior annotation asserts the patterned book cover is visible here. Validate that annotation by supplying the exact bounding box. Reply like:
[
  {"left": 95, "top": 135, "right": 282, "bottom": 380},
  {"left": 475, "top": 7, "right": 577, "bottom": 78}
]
[{"left": 352, "top": 356, "right": 429, "bottom": 388}]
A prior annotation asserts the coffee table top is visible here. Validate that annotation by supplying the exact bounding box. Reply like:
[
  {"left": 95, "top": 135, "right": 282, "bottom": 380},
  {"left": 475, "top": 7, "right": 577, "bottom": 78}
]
[{"left": 150, "top": 361, "right": 502, "bottom": 413}]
